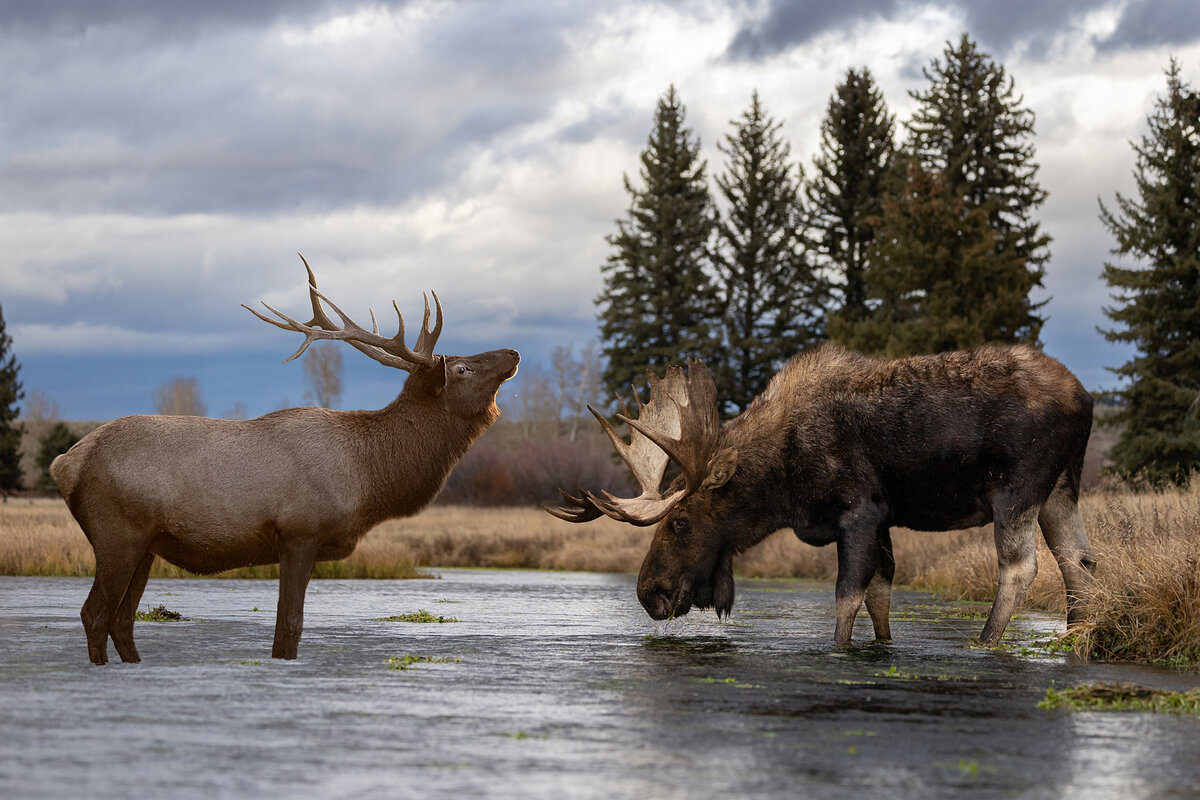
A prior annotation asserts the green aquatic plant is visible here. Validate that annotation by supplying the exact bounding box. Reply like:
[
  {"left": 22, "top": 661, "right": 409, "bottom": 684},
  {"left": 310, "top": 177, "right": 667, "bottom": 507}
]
[
  {"left": 377, "top": 610, "right": 459, "bottom": 623},
  {"left": 1039, "top": 682, "right": 1200, "bottom": 714},
  {"left": 134, "top": 605, "right": 185, "bottom": 622},
  {"left": 387, "top": 654, "right": 462, "bottom": 670}
]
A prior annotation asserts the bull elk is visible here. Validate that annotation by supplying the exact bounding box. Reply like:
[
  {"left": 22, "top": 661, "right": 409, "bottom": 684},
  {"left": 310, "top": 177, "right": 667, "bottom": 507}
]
[
  {"left": 52, "top": 256, "right": 519, "bottom": 664},
  {"left": 548, "top": 344, "right": 1096, "bottom": 647}
]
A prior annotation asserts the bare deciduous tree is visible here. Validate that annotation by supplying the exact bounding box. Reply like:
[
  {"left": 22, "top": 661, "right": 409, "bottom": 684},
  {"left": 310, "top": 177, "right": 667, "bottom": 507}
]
[
  {"left": 152, "top": 377, "right": 207, "bottom": 416},
  {"left": 22, "top": 390, "right": 60, "bottom": 423},
  {"left": 302, "top": 342, "right": 343, "bottom": 408}
]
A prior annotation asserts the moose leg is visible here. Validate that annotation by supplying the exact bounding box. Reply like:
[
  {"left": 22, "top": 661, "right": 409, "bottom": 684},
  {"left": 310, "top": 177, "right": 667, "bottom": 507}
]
[
  {"left": 863, "top": 526, "right": 895, "bottom": 641},
  {"left": 82, "top": 540, "right": 145, "bottom": 665},
  {"left": 273, "top": 540, "right": 317, "bottom": 660},
  {"left": 1038, "top": 474, "right": 1097, "bottom": 629},
  {"left": 980, "top": 504, "right": 1040, "bottom": 646},
  {"left": 834, "top": 533, "right": 883, "bottom": 646},
  {"left": 110, "top": 550, "right": 155, "bottom": 663}
]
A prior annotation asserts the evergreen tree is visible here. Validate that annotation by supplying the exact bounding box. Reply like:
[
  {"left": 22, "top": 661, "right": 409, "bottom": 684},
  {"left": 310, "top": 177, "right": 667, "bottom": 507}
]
[
  {"left": 902, "top": 33, "right": 1049, "bottom": 347},
  {"left": 1100, "top": 60, "right": 1200, "bottom": 484},
  {"left": 806, "top": 67, "right": 896, "bottom": 323},
  {"left": 598, "top": 86, "right": 721, "bottom": 397},
  {"left": 36, "top": 422, "right": 79, "bottom": 493},
  {"left": 714, "top": 92, "right": 824, "bottom": 415},
  {"left": 837, "top": 159, "right": 1018, "bottom": 356},
  {"left": 0, "top": 304, "right": 23, "bottom": 491}
]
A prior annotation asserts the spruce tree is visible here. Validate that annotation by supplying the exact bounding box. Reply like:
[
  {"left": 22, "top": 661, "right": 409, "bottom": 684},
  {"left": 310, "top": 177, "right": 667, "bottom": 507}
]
[
  {"left": 598, "top": 86, "right": 720, "bottom": 398},
  {"left": 839, "top": 159, "right": 1012, "bottom": 356},
  {"left": 1100, "top": 60, "right": 1200, "bottom": 484},
  {"left": 902, "top": 33, "right": 1048, "bottom": 347},
  {"left": 36, "top": 422, "right": 79, "bottom": 493},
  {"left": 714, "top": 92, "right": 824, "bottom": 415},
  {"left": 0, "top": 304, "right": 23, "bottom": 491},
  {"left": 806, "top": 67, "right": 896, "bottom": 323}
]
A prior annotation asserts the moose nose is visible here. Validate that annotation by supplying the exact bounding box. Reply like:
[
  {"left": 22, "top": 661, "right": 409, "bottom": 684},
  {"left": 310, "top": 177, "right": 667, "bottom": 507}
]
[{"left": 637, "top": 583, "right": 675, "bottom": 621}]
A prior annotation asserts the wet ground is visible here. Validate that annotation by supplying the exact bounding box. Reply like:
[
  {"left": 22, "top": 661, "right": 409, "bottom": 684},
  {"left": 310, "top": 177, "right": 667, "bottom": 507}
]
[{"left": 1, "top": 571, "right": 1198, "bottom": 799}]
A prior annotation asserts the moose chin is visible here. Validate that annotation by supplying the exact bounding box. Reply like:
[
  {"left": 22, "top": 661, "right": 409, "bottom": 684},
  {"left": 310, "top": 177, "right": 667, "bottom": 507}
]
[
  {"left": 52, "top": 255, "right": 518, "bottom": 664},
  {"left": 547, "top": 344, "right": 1096, "bottom": 647}
]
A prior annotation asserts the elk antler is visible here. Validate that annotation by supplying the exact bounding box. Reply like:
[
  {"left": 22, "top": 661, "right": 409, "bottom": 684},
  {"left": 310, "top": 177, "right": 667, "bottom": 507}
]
[
  {"left": 545, "top": 360, "right": 721, "bottom": 526},
  {"left": 243, "top": 254, "right": 443, "bottom": 373}
]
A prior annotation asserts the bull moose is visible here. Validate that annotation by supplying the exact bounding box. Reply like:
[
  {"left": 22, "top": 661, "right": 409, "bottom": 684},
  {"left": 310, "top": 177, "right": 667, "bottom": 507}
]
[
  {"left": 53, "top": 256, "right": 519, "bottom": 664},
  {"left": 548, "top": 344, "right": 1096, "bottom": 647}
]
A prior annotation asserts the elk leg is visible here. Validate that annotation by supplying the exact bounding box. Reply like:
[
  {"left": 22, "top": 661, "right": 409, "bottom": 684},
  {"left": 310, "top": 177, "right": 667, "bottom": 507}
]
[
  {"left": 272, "top": 540, "right": 317, "bottom": 660},
  {"left": 1038, "top": 474, "right": 1097, "bottom": 628},
  {"left": 981, "top": 504, "right": 1040, "bottom": 646},
  {"left": 110, "top": 550, "right": 155, "bottom": 663},
  {"left": 81, "top": 542, "right": 144, "bottom": 665},
  {"left": 834, "top": 534, "right": 882, "bottom": 646},
  {"left": 864, "top": 526, "right": 895, "bottom": 641}
]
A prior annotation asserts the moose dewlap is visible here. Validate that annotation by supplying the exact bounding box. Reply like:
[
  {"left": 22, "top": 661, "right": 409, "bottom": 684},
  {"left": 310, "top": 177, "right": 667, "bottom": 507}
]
[
  {"left": 53, "top": 256, "right": 518, "bottom": 665},
  {"left": 548, "top": 344, "right": 1095, "bottom": 647}
]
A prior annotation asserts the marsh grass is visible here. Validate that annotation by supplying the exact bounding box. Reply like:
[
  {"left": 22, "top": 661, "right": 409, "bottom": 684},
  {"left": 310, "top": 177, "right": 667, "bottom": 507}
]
[
  {"left": 1039, "top": 682, "right": 1200, "bottom": 713},
  {"left": 4, "top": 484, "right": 1199, "bottom": 664},
  {"left": 378, "top": 610, "right": 459, "bottom": 623},
  {"left": 134, "top": 604, "right": 186, "bottom": 621}
]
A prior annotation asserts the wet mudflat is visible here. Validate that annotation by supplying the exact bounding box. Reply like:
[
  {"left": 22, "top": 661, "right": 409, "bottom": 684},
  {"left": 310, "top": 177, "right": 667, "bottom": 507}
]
[{"left": 1, "top": 571, "right": 1198, "bottom": 800}]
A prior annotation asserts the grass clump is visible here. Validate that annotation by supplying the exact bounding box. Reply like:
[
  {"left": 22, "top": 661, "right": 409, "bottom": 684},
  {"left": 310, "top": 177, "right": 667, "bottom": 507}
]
[
  {"left": 387, "top": 653, "right": 462, "bottom": 670},
  {"left": 135, "top": 604, "right": 186, "bottom": 622},
  {"left": 1039, "top": 682, "right": 1200, "bottom": 714},
  {"left": 377, "top": 610, "right": 459, "bottom": 623}
]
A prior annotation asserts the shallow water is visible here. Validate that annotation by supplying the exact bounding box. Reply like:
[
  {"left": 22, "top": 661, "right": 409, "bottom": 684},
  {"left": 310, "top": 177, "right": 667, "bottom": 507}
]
[{"left": 1, "top": 571, "right": 1198, "bottom": 799}]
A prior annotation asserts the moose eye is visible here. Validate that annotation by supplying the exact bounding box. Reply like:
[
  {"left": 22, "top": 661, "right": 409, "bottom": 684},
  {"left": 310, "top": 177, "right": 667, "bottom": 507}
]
[{"left": 671, "top": 517, "right": 690, "bottom": 535}]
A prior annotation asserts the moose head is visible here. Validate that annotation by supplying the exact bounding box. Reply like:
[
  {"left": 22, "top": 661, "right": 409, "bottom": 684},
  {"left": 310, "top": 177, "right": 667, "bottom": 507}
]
[{"left": 547, "top": 361, "right": 749, "bottom": 621}]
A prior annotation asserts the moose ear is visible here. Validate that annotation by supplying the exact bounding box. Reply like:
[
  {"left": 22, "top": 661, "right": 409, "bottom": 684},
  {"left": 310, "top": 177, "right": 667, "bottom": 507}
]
[{"left": 702, "top": 448, "right": 738, "bottom": 490}]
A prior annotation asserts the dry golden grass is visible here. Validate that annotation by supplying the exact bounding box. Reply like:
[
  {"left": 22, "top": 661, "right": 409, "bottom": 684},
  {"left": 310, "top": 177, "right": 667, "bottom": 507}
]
[{"left": 4, "top": 484, "right": 1199, "bottom": 664}]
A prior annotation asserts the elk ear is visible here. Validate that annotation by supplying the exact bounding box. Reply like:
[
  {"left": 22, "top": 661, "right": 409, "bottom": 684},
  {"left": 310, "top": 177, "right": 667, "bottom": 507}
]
[
  {"left": 433, "top": 356, "right": 449, "bottom": 395},
  {"left": 702, "top": 448, "right": 738, "bottom": 490}
]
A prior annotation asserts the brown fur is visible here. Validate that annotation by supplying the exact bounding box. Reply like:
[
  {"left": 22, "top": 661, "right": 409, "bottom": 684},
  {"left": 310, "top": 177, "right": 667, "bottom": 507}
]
[
  {"left": 633, "top": 344, "right": 1096, "bottom": 646},
  {"left": 54, "top": 348, "right": 518, "bottom": 664}
]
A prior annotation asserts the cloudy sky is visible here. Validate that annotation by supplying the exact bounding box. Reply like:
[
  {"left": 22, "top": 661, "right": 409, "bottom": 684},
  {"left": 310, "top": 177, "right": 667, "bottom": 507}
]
[{"left": 2, "top": 0, "right": 1198, "bottom": 420}]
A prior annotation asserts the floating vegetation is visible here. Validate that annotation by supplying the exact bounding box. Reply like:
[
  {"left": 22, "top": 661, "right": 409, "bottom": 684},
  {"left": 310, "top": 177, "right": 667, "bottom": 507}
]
[
  {"left": 387, "top": 653, "right": 462, "bottom": 670},
  {"left": 377, "top": 610, "right": 460, "bottom": 623},
  {"left": 237, "top": 660, "right": 261, "bottom": 666},
  {"left": 1039, "top": 682, "right": 1200, "bottom": 714},
  {"left": 700, "top": 676, "right": 764, "bottom": 689},
  {"left": 134, "top": 604, "right": 186, "bottom": 622}
]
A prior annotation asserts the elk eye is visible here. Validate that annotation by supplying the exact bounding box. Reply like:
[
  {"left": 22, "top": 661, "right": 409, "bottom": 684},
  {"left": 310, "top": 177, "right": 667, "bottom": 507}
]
[{"left": 456, "top": 364, "right": 471, "bottom": 376}]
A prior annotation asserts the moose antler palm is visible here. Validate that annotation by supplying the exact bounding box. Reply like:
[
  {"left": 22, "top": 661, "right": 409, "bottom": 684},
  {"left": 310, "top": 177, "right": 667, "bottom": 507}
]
[
  {"left": 242, "top": 254, "right": 443, "bottom": 372},
  {"left": 546, "top": 360, "right": 722, "bottom": 526}
]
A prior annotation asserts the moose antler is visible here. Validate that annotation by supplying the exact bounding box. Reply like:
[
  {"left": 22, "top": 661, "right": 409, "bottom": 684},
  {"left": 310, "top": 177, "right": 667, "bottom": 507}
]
[
  {"left": 243, "top": 254, "right": 443, "bottom": 373},
  {"left": 545, "top": 360, "right": 721, "bottom": 526}
]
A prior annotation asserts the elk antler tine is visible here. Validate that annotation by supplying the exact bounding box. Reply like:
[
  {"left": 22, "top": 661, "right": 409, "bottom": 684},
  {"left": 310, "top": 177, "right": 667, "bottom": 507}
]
[
  {"left": 392, "top": 300, "right": 407, "bottom": 347},
  {"left": 308, "top": 285, "right": 359, "bottom": 330},
  {"left": 369, "top": 308, "right": 379, "bottom": 334},
  {"left": 242, "top": 303, "right": 293, "bottom": 332}
]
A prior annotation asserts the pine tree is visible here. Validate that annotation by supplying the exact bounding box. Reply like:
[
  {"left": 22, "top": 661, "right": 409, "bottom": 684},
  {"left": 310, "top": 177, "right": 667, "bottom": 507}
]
[
  {"left": 1100, "top": 60, "right": 1200, "bottom": 484},
  {"left": 902, "top": 33, "right": 1049, "bottom": 347},
  {"left": 0, "top": 304, "right": 23, "bottom": 491},
  {"left": 806, "top": 67, "right": 896, "bottom": 323},
  {"left": 714, "top": 91, "right": 824, "bottom": 415},
  {"left": 598, "top": 86, "right": 721, "bottom": 398},
  {"left": 36, "top": 422, "right": 79, "bottom": 493},
  {"left": 838, "top": 159, "right": 1014, "bottom": 356}
]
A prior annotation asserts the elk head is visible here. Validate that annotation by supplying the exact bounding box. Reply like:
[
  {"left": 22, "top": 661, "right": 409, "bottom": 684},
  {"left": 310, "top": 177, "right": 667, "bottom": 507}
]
[
  {"left": 546, "top": 361, "right": 743, "bottom": 620},
  {"left": 243, "top": 254, "right": 519, "bottom": 418}
]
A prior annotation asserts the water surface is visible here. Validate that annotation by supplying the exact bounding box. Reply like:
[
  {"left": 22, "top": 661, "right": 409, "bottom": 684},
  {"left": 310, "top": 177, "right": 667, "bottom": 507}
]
[{"left": 1, "top": 571, "right": 1197, "bottom": 799}]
